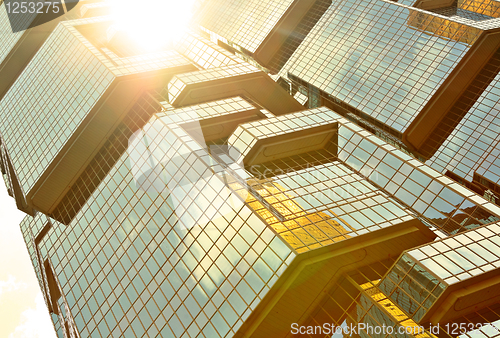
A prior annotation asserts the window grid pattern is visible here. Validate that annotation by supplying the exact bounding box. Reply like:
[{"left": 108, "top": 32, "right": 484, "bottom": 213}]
[
  {"left": 476, "top": 140, "right": 500, "bottom": 184},
  {"left": 284, "top": 0, "right": 478, "bottom": 133},
  {"left": 407, "top": 10, "right": 483, "bottom": 44},
  {"left": 221, "top": 109, "right": 418, "bottom": 253},
  {"left": 408, "top": 221, "right": 500, "bottom": 282},
  {"left": 0, "top": 22, "right": 114, "bottom": 194},
  {"left": 160, "top": 103, "right": 496, "bottom": 336},
  {"left": 379, "top": 221, "right": 500, "bottom": 323},
  {"left": 1, "top": 144, "right": 13, "bottom": 196},
  {"left": 378, "top": 253, "right": 446, "bottom": 322},
  {"left": 336, "top": 121, "right": 500, "bottom": 235},
  {"left": 197, "top": 0, "right": 294, "bottom": 53},
  {"left": 228, "top": 108, "right": 340, "bottom": 162},
  {"left": 175, "top": 33, "right": 240, "bottom": 70},
  {"left": 0, "top": 15, "right": 196, "bottom": 197},
  {"left": 0, "top": 2, "right": 38, "bottom": 64},
  {"left": 449, "top": 304, "right": 500, "bottom": 338},
  {"left": 303, "top": 261, "right": 394, "bottom": 329},
  {"left": 26, "top": 103, "right": 295, "bottom": 338},
  {"left": 263, "top": 0, "right": 331, "bottom": 74},
  {"left": 306, "top": 262, "right": 500, "bottom": 338},
  {"left": 51, "top": 94, "right": 160, "bottom": 225},
  {"left": 431, "top": 6, "right": 495, "bottom": 22},
  {"left": 303, "top": 261, "right": 442, "bottom": 338},
  {"left": 12, "top": 93, "right": 500, "bottom": 338},
  {"left": 396, "top": 0, "right": 419, "bottom": 6},
  {"left": 417, "top": 44, "right": 500, "bottom": 159},
  {"left": 168, "top": 64, "right": 260, "bottom": 103},
  {"left": 243, "top": 159, "right": 416, "bottom": 253},
  {"left": 230, "top": 107, "right": 500, "bottom": 236},
  {"left": 157, "top": 97, "right": 255, "bottom": 124},
  {"left": 458, "top": 0, "right": 500, "bottom": 17},
  {"left": 427, "top": 59, "right": 500, "bottom": 183},
  {"left": 22, "top": 103, "right": 434, "bottom": 337},
  {"left": 4, "top": 10, "right": 500, "bottom": 335}
]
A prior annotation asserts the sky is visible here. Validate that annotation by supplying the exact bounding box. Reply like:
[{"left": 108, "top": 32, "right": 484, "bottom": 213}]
[{"left": 0, "top": 183, "right": 57, "bottom": 337}]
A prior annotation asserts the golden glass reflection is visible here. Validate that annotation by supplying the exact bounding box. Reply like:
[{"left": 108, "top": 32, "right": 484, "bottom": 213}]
[
  {"left": 458, "top": 0, "right": 500, "bottom": 17},
  {"left": 408, "top": 10, "right": 481, "bottom": 45},
  {"left": 245, "top": 180, "right": 353, "bottom": 252},
  {"left": 360, "top": 281, "right": 436, "bottom": 338}
]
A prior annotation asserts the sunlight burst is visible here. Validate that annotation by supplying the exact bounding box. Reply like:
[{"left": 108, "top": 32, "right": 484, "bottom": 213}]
[{"left": 107, "top": 0, "right": 196, "bottom": 51}]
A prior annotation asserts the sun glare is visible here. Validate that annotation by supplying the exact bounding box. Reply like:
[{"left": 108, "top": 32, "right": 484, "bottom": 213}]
[{"left": 107, "top": 0, "right": 196, "bottom": 51}]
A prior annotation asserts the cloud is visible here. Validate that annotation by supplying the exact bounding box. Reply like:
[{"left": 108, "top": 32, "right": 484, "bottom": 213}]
[
  {"left": 0, "top": 275, "right": 27, "bottom": 298},
  {"left": 8, "top": 293, "right": 57, "bottom": 338}
]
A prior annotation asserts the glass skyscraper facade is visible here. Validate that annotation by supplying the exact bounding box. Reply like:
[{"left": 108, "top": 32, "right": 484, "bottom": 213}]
[{"left": 1, "top": 0, "right": 500, "bottom": 337}]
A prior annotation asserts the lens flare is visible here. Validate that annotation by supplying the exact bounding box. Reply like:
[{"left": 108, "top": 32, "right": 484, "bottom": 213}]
[{"left": 107, "top": 0, "right": 195, "bottom": 51}]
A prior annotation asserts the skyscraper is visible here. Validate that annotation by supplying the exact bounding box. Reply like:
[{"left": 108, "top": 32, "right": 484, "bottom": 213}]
[{"left": 1, "top": 0, "right": 500, "bottom": 337}]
